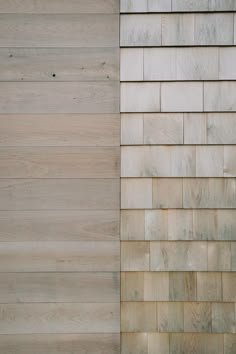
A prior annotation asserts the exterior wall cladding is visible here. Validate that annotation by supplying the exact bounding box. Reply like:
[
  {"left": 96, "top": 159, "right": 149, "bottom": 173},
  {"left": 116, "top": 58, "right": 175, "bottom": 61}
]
[{"left": 120, "top": 1, "right": 236, "bottom": 353}]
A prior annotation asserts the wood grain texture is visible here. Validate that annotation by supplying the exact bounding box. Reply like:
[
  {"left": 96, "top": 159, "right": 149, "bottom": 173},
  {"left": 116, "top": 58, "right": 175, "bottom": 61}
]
[
  {"left": 0, "top": 272, "right": 120, "bottom": 303},
  {"left": 169, "top": 272, "right": 197, "bottom": 301},
  {"left": 197, "top": 273, "right": 222, "bottom": 302},
  {"left": 121, "top": 210, "right": 145, "bottom": 240},
  {"left": 0, "top": 334, "right": 120, "bottom": 354},
  {"left": 212, "top": 303, "right": 235, "bottom": 333},
  {"left": 0, "top": 242, "right": 120, "bottom": 272},
  {"left": 0, "top": 82, "right": 119, "bottom": 113},
  {"left": 0, "top": 179, "right": 119, "bottom": 210},
  {"left": 0, "top": 0, "right": 119, "bottom": 13},
  {"left": 157, "top": 302, "right": 184, "bottom": 332},
  {"left": 0, "top": 147, "right": 119, "bottom": 178},
  {"left": 0, "top": 48, "right": 119, "bottom": 81},
  {"left": 121, "top": 242, "right": 150, "bottom": 271},
  {"left": 0, "top": 303, "right": 120, "bottom": 334},
  {"left": 150, "top": 242, "right": 207, "bottom": 271},
  {"left": 0, "top": 14, "right": 119, "bottom": 47},
  {"left": 121, "top": 302, "right": 157, "bottom": 332},
  {"left": 170, "top": 333, "right": 224, "bottom": 354},
  {"left": 184, "top": 302, "right": 212, "bottom": 333},
  {"left": 0, "top": 210, "right": 119, "bottom": 241},
  {"left": 223, "top": 273, "right": 236, "bottom": 301},
  {"left": 0, "top": 114, "right": 120, "bottom": 147}
]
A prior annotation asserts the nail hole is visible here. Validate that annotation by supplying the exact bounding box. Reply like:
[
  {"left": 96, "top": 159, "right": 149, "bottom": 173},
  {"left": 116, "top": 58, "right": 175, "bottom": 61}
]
[{"left": 52, "top": 73, "right": 56, "bottom": 77}]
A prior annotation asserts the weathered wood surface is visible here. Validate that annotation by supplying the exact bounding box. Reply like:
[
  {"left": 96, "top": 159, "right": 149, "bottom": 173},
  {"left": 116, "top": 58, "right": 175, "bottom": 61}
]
[
  {"left": 0, "top": 0, "right": 119, "bottom": 13},
  {"left": 0, "top": 114, "right": 120, "bottom": 147},
  {"left": 0, "top": 82, "right": 119, "bottom": 113},
  {"left": 0, "top": 334, "right": 120, "bottom": 354},
  {"left": 0, "top": 303, "right": 120, "bottom": 334},
  {"left": 0, "top": 15, "right": 119, "bottom": 47},
  {"left": 0, "top": 48, "right": 119, "bottom": 81}
]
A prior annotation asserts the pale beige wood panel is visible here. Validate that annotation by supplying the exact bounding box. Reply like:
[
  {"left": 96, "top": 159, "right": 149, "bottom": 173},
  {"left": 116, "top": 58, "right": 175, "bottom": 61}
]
[
  {"left": 0, "top": 15, "right": 119, "bottom": 47},
  {"left": 150, "top": 242, "right": 207, "bottom": 271},
  {"left": 157, "top": 302, "right": 184, "bottom": 332},
  {"left": 145, "top": 209, "right": 168, "bottom": 240},
  {"left": 212, "top": 303, "right": 235, "bottom": 333},
  {"left": 170, "top": 333, "right": 224, "bottom": 354},
  {"left": 148, "top": 333, "right": 170, "bottom": 354},
  {"left": 0, "top": 147, "right": 119, "bottom": 178},
  {"left": 184, "top": 113, "right": 207, "bottom": 145},
  {"left": 207, "top": 113, "right": 236, "bottom": 144},
  {"left": 152, "top": 178, "right": 183, "bottom": 209},
  {"left": 121, "top": 178, "right": 152, "bottom": 209},
  {"left": 183, "top": 178, "right": 236, "bottom": 209},
  {"left": 0, "top": 179, "right": 119, "bottom": 210},
  {"left": 208, "top": 242, "right": 231, "bottom": 271},
  {"left": 121, "top": 272, "right": 144, "bottom": 301},
  {"left": 0, "top": 241, "right": 119, "bottom": 272},
  {"left": 184, "top": 302, "right": 212, "bottom": 332},
  {"left": 121, "top": 241, "right": 150, "bottom": 271},
  {"left": 222, "top": 273, "right": 236, "bottom": 301},
  {"left": 0, "top": 334, "right": 120, "bottom": 354},
  {"left": 121, "top": 114, "right": 144, "bottom": 145},
  {"left": 0, "top": 272, "right": 120, "bottom": 303},
  {"left": 224, "top": 334, "right": 236, "bottom": 354},
  {"left": 0, "top": 48, "right": 119, "bottom": 81},
  {"left": 144, "top": 113, "right": 183, "bottom": 145},
  {"left": 121, "top": 210, "right": 145, "bottom": 240},
  {"left": 0, "top": 303, "right": 120, "bottom": 334},
  {"left": 197, "top": 273, "right": 222, "bottom": 302},
  {"left": 168, "top": 209, "right": 193, "bottom": 241},
  {"left": 0, "top": 82, "right": 119, "bottom": 114},
  {"left": 169, "top": 272, "right": 197, "bottom": 301},
  {"left": 0, "top": 210, "right": 119, "bottom": 241},
  {"left": 121, "top": 302, "right": 157, "bottom": 332},
  {"left": 121, "top": 333, "right": 148, "bottom": 354},
  {"left": 0, "top": 114, "right": 120, "bottom": 147},
  {"left": 0, "top": 0, "right": 119, "bottom": 13}
]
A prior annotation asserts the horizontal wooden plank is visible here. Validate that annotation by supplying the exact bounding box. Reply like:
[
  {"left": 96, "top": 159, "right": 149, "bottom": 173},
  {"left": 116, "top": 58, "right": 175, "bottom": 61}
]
[
  {"left": 0, "top": 334, "right": 120, "bottom": 354},
  {"left": 0, "top": 147, "right": 120, "bottom": 178},
  {"left": 0, "top": 15, "right": 119, "bottom": 47},
  {"left": 0, "top": 210, "right": 119, "bottom": 241},
  {"left": 0, "top": 303, "right": 120, "bottom": 334},
  {"left": 0, "top": 179, "right": 119, "bottom": 210},
  {"left": 0, "top": 272, "right": 120, "bottom": 303},
  {"left": 204, "top": 82, "right": 236, "bottom": 112},
  {"left": 0, "top": 241, "right": 119, "bottom": 272},
  {"left": 0, "top": 0, "right": 119, "bottom": 13},
  {"left": 0, "top": 114, "right": 120, "bottom": 147},
  {"left": 0, "top": 82, "right": 119, "bottom": 114},
  {"left": 0, "top": 48, "right": 119, "bottom": 81}
]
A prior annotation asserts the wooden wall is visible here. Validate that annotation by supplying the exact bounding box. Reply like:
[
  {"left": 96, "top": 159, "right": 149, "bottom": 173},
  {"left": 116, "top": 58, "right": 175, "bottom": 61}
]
[
  {"left": 0, "top": 1, "right": 120, "bottom": 353},
  {"left": 120, "top": 1, "right": 236, "bottom": 353}
]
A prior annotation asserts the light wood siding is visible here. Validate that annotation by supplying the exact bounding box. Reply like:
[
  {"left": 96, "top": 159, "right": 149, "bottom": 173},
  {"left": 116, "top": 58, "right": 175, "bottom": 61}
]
[
  {"left": 120, "top": 1, "right": 236, "bottom": 353},
  {"left": 0, "top": 1, "right": 120, "bottom": 353}
]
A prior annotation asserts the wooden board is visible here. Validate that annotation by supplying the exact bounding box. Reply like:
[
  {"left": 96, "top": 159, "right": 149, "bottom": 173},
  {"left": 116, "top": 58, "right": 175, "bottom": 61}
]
[
  {"left": 0, "top": 48, "right": 119, "bottom": 81},
  {"left": 0, "top": 82, "right": 119, "bottom": 113},
  {"left": 0, "top": 303, "right": 120, "bottom": 334},
  {"left": 0, "top": 334, "right": 120, "bottom": 354},
  {"left": 0, "top": 114, "right": 120, "bottom": 147},
  {"left": 0, "top": 147, "right": 120, "bottom": 178},
  {"left": 0, "top": 179, "right": 119, "bottom": 210},
  {"left": 0, "top": 210, "right": 119, "bottom": 241},
  {"left": 0, "top": 15, "right": 119, "bottom": 47},
  {"left": 0, "top": 272, "right": 120, "bottom": 303},
  {"left": 0, "top": 242, "right": 120, "bottom": 272},
  {"left": 0, "top": 0, "right": 119, "bottom": 13}
]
